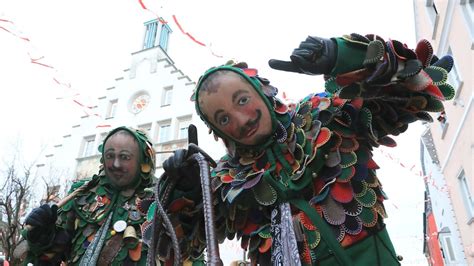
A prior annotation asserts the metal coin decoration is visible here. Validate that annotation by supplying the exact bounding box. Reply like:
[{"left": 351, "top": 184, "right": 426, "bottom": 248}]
[
  {"left": 129, "top": 211, "right": 141, "bottom": 221},
  {"left": 113, "top": 220, "right": 127, "bottom": 233}
]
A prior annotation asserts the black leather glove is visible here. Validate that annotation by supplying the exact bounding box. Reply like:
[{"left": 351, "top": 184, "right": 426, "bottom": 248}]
[
  {"left": 163, "top": 149, "right": 189, "bottom": 179},
  {"left": 163, "top": 144, "right": 216, "bottom": 179},
  {"left": 268, "top": 36, "right": 337, "bottom": 75},
  {"left": 25, "top": 204, "right": 58, "bottom": 245}
]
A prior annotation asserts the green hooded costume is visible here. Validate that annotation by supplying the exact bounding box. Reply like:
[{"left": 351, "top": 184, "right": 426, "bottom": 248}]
[
  {"left": 148, "top": 34, "right": 455, "bottom": 266},
  {"left": 24, "top": 126, "right": 157, "bottom": 265}
]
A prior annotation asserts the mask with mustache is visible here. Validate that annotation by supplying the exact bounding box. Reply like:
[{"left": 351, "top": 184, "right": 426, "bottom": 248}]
[{"left": 193, "top": 64, "right": 279, "bottom": 156}]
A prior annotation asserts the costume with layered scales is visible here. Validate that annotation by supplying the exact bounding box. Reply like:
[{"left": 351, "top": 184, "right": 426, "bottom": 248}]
[
  {"left": 148, "top": 34, "right": 455, "bottom": 265},
  {"left": 23, "top": 127, "right": 158, "bottom": 265}
]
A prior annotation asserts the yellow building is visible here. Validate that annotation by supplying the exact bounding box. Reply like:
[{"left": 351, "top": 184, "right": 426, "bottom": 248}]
[{"left": 414, "top": 0, "right": 473, "bottom": 265}]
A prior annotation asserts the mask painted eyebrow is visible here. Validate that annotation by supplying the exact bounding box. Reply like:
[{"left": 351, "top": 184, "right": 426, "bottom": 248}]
[
  {"left": 232, "top": 89, "right": 249, "bottom": 103},
  {"left": 104, "top": 148, "right": 133, "bottom": 155}
]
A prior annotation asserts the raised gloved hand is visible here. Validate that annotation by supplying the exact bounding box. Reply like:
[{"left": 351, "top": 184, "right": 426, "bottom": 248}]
[
  {"left": 25, "top": 204, "right": 58, "bottom": 245},
  {"left": 268, "top": 36, "right": 337, "bottom": 75},
  {"left": 163, "top": 144, "right": 216, "bottom": 180}
]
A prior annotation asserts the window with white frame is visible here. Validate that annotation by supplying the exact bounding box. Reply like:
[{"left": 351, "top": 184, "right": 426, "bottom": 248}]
[
  {"left": 157, "top": 121, "right": 171, "bottom": 143},
  {"left": 106, "top": 99, "right": 118, "bottom": 118},
  {"left": 156, "top": 141, "right": 187, "bottom": 168},
  {"left": 447, "top": 47, "right": 464, "bottom": 98},
  {"left": 161, "top": 86, "right": 173, "bottom": 106},
  {"left": 426, "top": 0, "right": 439, "bottom": 39},
  {"left": 81, "top": 135, "right": 96, "bottom": 157},
  {"left": 458, "top": 169, "right": 474, "bottom": 223},
  {"left": 138, "top": 123, "right": 152, "bottom": 136},
  {"left": 460, "top": 0, "right": 474, "bottom": 49},
  {"left": 177, "top": 116, "right": 192, "bottom": 139},
  {"left": 143, "top": 20, "right": 158, "bottom": 49},
  {"left": 438, "top": 228, "right": 457, "bottom": 263},
  {"left": 438, "top": 226, "right": 457, "bottom": 265},
  {"left": 159, "top": 23, "right": 172, "bottom": 51},
  {"left": 156, "top": 148, "right": 172, "bottom": 168}
]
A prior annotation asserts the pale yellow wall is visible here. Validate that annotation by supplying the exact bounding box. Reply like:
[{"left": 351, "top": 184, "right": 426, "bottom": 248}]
[{"left": 414, "top": 0, "right": 474, "bottom": 262}]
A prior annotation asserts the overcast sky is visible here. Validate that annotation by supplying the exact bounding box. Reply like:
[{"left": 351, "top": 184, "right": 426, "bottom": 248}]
[
  {"left": 0, "top": 0, "right": 420, "bottom": 158},
  {"left": 1, "top": 0, "right": 429, "bottom": 264}
]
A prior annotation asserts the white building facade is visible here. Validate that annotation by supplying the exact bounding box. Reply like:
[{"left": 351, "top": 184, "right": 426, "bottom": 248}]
[
  {"left": 414, "top": 0, "right": 473, "bottom": 264},
  {"left": 34, "top": 18, "right": 225, "bottom": 194},
  {"left": 421, "top": 130, "right": 467, "bottom": 265}
]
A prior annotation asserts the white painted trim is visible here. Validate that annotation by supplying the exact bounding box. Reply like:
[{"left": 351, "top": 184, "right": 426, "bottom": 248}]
[
  {"left": 438, "top": 0, "right": 455, "bottom": 54},
  {"left": 457, "top": 168, "right": 474, "bottom": 222},
  {"left": 441, "top": 95, "right": 474, "bottom": 171},
  {"left": 460, "top": 0, "right": 474, "bottom": 50}
]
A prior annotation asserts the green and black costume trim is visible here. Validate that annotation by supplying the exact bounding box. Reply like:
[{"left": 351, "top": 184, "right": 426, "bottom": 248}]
[
  {"left": 147, "top": 34, "right": 455, "bottom": 265},
  {"left": 23, "top": 127, "right": 157, "bottom": 265}
]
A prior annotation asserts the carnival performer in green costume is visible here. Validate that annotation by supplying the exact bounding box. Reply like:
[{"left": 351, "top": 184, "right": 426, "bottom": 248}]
[
  {"left": 152, "top": 33, "right": 456, "bottom": 265},
  {"left": 23, "top": 126, "right": 157, "bottom": 265}
]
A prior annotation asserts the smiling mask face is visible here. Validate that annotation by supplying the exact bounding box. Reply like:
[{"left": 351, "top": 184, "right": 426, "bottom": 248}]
[
  {"left": 103, "top": 131, "right": 140, "bottom": 188},
  {"left": 99, "top": 126, "right": 156, "bottom": 189},
  {"left": 197, "top": 70, "right": 273, "bottom": 146}
]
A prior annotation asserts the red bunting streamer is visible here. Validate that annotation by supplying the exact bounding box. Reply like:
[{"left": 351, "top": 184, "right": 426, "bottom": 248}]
[
  {"left": 1, "top": 16, "right": 111, "bottom": 128},
  {"left": 137, "top": 0, "right": 167, "bottom": 24},
  {"left": 134, "top": 2, "right": 223, "bottom": 57},
  {"left": 137, "top": 0, "right": 147, "bottom": 10},
  {"left": 172, "top": 15, "right": 205, "bottom": 46},
  {"left": 29, "top": 54, "right": 54, "bottom": 68},
  {"left": 378, "top": 148, "right": 450, "bottom": 195},
  {"left": 5, "top": 1, "right": 234, "bottom": 128},
  {"left": 0, "top": 20, "right": 30, "bottom": 42},
  {"left": 53, "top": 78, "right": 71, "bottom": 88}
]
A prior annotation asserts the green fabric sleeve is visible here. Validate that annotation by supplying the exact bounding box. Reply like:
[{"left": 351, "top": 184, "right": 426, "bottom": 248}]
[{"left": 330, "top": 37, "right": 367, "bottom": 76}]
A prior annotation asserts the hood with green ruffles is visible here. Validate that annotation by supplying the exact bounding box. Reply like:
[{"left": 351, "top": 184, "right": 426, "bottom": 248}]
[{"left": 192, "top": 65, "right": 286, "bottom": 158}]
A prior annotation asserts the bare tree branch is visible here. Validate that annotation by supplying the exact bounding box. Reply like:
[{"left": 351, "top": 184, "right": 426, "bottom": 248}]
[{"left": 0, "top": 139, "right": 46, "bottom": 264}]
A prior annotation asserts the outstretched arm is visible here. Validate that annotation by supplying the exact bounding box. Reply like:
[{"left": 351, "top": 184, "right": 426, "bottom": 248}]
[
  {"left": 269, "top": 36, "right": 338, "bottom": 75},
  {"left": 263, "top": 35, "right": 456, "bottom": 263},
  {"left": 269, "top": 33, "right": 454, "bottom": 146}
]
